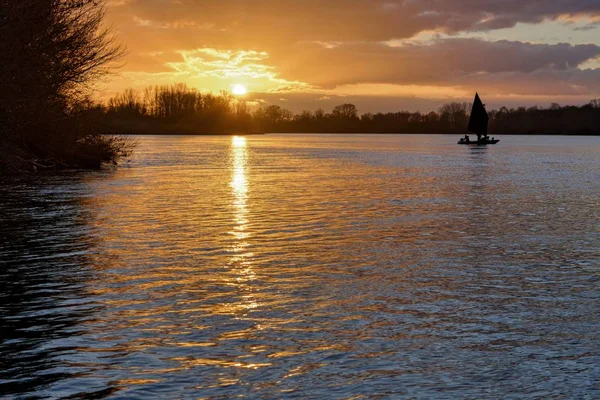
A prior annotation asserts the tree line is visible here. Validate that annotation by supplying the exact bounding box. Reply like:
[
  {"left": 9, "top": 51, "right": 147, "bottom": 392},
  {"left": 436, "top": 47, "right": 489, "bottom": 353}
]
[
  {"left": 3, "top": 0, "right": 597, "bottom": 174},
  {"left": 100, "top": 85, "right": 600, "bottom": 135},
  {"left": 0, "top": 0, "right": 134, "bottom": 173},
  {"left": 97, "top": 84, "right": 253, "bottom": 135}
]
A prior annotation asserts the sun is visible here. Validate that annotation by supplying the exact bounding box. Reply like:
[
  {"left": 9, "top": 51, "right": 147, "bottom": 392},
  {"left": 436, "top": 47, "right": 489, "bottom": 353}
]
[{"left": 232, "top": 84, "right": 247, "bottom": 96}]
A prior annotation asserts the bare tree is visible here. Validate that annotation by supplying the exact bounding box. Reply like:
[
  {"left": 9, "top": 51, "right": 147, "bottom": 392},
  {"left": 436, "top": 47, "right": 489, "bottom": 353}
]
[
  {"left": 332, "top": 104, "right": 359, "bottom": 119},
  {"left": 439, "top": 102, "right": 470, "bottom": 131},
  {"left": 0, "top": 0, "right": 128, "bottom": 170}
]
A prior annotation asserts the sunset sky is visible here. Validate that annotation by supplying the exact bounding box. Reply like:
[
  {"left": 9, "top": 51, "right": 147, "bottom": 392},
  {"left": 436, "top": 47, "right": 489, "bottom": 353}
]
[{"left": 102, "top": 0, "right": 600, "bottom": 112}]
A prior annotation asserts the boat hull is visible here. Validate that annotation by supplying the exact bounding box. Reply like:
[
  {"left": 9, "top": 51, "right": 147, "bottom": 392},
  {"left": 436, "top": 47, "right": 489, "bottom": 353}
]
[{"left": 457, "top": 140, "right": 500, "bottom": 145}]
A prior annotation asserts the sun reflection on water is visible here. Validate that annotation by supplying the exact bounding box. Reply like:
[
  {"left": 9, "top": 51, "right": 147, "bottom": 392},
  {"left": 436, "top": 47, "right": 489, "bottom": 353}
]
[
  {"left": 231, "top": 136, "right": 249, "bottom": 247},
  {"left": 5, "top": 135, "right": 600, "bottom": 398},
  {"left": 228, "top": 136, "right": 258, "bottom": 314}
]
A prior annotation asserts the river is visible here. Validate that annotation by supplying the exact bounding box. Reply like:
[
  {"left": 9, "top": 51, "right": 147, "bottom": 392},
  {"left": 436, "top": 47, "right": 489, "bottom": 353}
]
[{"left": 1, "top": 134, "right": 599, "bottom": 398}]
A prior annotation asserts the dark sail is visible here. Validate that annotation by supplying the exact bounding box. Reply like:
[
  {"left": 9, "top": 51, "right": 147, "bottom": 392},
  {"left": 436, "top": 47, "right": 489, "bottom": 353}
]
[{"left": 468, "top": 93, "right": 488, "bottom": 136}]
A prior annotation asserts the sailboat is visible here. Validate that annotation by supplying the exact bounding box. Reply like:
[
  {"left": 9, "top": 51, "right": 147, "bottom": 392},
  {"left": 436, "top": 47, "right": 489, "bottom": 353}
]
[{"left": 458, "top": 93, "right": 499, "bottom": 145}]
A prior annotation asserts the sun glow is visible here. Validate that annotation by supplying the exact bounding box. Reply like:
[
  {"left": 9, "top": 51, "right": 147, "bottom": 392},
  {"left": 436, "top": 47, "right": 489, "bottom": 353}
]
[
  {"left": 231, "top": 136, "right": 249, "bottom": 243},
  {"left": 232, "top": 84, "right": 248, "bottom": 96}
]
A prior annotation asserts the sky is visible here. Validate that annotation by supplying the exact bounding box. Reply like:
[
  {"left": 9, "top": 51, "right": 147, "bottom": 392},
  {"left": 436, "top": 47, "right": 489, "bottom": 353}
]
[{"left": 101, "top": 0, "right": 600, "bottom": 113}]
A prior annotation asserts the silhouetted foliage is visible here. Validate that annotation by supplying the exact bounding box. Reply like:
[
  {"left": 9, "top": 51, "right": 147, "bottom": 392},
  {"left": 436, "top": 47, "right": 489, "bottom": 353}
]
[
  {"left": 488, "top": 101, "right": 600, "bottom": 135},
  {"left": 0, "top": 0, "right": 133, "bottom": 173},
  {"left": 102, "top": 84, "right": 258, "bottom": 134},
  {"left": 101, "top": 86, "right": 600, "bottom": 136}
]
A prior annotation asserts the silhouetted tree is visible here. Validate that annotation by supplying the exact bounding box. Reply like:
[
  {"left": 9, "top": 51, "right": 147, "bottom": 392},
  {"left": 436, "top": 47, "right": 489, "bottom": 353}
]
[
  {"left": 253, "top": 105, "right": 293, "bottom": 132},
  {"left": 332, "top": 104, "right": 359, "bottom": 120},
  {"left": 439, "top": 102, "right": 470, "bottom": 132},
  {"left": 103, "top": 85, "right": 256, "bottom": 134},
  {"left": 0, "top": 0, "right": 130, "bottom": 172},
  {"left": 99, "top": 85, "right": 600, "bottom": 136}
]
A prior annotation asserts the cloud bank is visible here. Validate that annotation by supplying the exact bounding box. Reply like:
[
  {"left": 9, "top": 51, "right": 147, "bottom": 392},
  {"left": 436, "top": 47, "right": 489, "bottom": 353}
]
[{"left": 102, "top": 0, "right": 600, "bottom": 111}]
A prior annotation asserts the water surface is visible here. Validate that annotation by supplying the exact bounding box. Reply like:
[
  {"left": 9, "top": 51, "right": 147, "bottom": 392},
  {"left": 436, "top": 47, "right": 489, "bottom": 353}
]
[{"left": 1, "top": 134, "right": 599, "bottom": 398}]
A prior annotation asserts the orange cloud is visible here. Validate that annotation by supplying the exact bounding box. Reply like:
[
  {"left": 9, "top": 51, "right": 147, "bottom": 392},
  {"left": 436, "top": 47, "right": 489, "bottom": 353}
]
[{"left": 100, "top": 0, "right": 600, "bottom": 110}]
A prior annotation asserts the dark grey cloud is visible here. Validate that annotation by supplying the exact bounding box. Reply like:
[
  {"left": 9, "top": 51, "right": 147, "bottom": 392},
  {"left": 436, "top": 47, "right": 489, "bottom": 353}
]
[
  {"left": 102, "top": 0, "right": 600, "bottom": 103},
  {"left": 272, "top": 39, "right": 600, "bottom": 88},
  {"left": 464, "top": 68, "right": 600, "bottom": 95},
  {"left": 108, "top": 0, "right": 600, "bottom": 44}
]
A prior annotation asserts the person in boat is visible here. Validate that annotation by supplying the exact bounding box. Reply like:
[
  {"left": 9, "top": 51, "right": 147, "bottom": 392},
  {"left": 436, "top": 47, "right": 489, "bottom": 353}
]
[{"left": 464, "top": 134, "right": 470, "bottom": 143}]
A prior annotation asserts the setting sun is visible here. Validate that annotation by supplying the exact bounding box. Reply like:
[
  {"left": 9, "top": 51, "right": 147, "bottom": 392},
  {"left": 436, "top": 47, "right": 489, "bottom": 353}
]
[
  {"left": 232, "top": 84, "right": 247, "bottom": 96},
  {"left": 3, "top": 1, "right": 600, "bottom": 399}
]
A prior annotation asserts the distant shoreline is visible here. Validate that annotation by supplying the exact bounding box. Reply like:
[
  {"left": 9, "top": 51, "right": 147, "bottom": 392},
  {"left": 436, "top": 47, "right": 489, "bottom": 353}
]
[
  {"left": 110, "top": 132, "right": 599, "bottom": 136},
  {"left": 101, "top": 85, "right": 600, "bottom": 138},
  {"left": 110, "top": 132, "right": 266, "bottom": 136}
]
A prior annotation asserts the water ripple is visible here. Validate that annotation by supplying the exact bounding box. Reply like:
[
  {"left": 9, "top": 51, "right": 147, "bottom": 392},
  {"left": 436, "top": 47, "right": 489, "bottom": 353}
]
[{"left": 1, "top": 134, "right": 599, "bottom": 399}]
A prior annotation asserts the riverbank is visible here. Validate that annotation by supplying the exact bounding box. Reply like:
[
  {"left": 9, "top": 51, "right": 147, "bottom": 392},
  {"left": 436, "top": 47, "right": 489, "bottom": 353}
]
[
  {"left": 0, "top": 135, "right": 136, "bottom": 175},
  {"left": 112, "top": 131, "right": 599, "bottom": 136}
]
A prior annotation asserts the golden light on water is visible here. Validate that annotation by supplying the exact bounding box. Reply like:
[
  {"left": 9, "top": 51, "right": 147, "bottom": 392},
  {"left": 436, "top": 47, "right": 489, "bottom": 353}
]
[
  {"left": 228, "top": 135, "right": 259, "bottom": 314},
  {"left": 232, "top": 135, "right": 247, "bottom": 148},
  {"left": 231, "top": 135, "right": 249, "bottom": 245}
]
